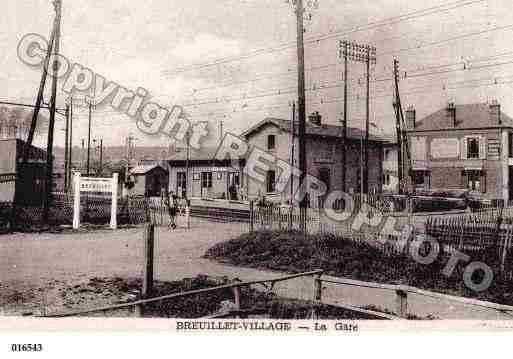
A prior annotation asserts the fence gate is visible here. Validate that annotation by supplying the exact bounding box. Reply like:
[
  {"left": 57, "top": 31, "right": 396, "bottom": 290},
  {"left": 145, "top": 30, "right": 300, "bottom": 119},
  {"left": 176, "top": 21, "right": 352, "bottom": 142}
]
[{"left": 73, "top": 173, "right": 118, "bottom": 229}]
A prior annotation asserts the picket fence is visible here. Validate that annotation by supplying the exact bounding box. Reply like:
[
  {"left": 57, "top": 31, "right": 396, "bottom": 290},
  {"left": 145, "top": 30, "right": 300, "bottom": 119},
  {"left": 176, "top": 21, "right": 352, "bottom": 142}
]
[{"left": 426, "top": 208, "right": 513, "bottom": 275}]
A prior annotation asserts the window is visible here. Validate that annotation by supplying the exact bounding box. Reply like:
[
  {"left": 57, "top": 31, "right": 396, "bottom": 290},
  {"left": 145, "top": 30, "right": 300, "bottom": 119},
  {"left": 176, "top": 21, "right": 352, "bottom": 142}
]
[
  {"left": 177, "top": 172, "right": 186, "bottom": 192},
  {"left": 462, "top": 170, "right": 486, "bottom": 192},
  {"left": 266, "top": 170, "right": 276, "bottom": 193},
  {"left": 412, "top": 170, "right": 430, "bottom": 189},
  {"left": 509, "top": 133, "right": 513, "bottom": 158},
  {"left": 384, "top": 174, "right": 391, "bottom": 186},
  {"left": 267, "top": 135, "right": 276, "bottom": 150},
  {"left": 467, "top": 137, "right": 480, "bottom": 159},
  {"left": 201, "top": 172, "right": 212, "bottom": 188}
]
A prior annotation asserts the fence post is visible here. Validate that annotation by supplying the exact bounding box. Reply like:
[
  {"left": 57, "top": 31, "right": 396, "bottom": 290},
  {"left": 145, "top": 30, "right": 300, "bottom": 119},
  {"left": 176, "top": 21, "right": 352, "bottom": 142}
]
[
  {"left": 72, "top": 172, "right": 81, "bottom": 230},
  {"left": 278, "top": 206, "right": 282, "bottom": 230},
  {"left": 311, "top": 272, "right": 323, "bottom": 319},
  {"left": 232, "top": 285, "right": 241, "bottom": 318},
  {"left": 186, "top": 199, "right": 191, "bottom": 229},
  {"left": 249, "top": 200, "right": 254, "bottom": 233},
  {"left": 110, "top": 173, "right": 118, "bottom": 230},
  {"left": 395, "top": 288, "right": 408, "bottom": 318},
  {"left": 142, "top": 224, "right": 155, "bottom": 299}
]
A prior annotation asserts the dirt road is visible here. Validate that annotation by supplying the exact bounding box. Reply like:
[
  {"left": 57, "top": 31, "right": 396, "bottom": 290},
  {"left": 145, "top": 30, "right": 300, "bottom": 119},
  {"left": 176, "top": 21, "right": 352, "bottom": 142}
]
[{"left": 1, "top": 219, "right": 512, "bottom": 319}]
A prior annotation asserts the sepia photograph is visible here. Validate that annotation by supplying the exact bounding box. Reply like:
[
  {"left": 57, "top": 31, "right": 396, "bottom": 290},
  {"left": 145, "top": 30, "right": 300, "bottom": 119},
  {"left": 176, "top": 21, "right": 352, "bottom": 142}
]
[{"left": 2, "top": 0, "right": 513, "bottom": 354}]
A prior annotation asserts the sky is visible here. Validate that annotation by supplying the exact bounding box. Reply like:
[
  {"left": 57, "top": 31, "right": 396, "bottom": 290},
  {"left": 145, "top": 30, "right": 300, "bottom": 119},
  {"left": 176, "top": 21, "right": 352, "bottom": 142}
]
[{"left": 1, "top": 0, "right": 513, "bottom": 148}]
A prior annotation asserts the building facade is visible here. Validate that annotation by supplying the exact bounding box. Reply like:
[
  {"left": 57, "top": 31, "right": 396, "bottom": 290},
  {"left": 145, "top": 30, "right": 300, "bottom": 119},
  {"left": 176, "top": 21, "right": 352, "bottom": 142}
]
[
  {"left": 167, "top": 148, "right": 245, "bottom": 200},
  {"left": 127, "top": 164, "right": 169, "bottom": 197},
  {"left": 242, "top": 115, "right": 386, "bottom": 205},
  {"left": 406, "top": 101, "right": 513, "bottom": 202},
  {"left": 382, "top": 143, "right": 399, "bottom": 193}
]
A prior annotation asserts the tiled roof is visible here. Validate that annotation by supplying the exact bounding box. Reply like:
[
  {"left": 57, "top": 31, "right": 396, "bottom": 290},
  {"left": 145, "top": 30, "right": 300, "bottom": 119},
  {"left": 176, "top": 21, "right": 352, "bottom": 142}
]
[
  {"left": 167, "top": 147, "right": 222, "bottom": 161},
  {"left": 413, "top": 103, "right": 513, "bottom": 131},
  {"left": 241, "top": 118, "right": 387, "bottom": 142},
  {"left": 129, "top": 164, "right": 167, "bottom": 175}
]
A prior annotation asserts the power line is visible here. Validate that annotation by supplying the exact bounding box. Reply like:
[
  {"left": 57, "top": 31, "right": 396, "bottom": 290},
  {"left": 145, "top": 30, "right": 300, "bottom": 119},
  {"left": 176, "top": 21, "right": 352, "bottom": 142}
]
[{"left": 161, "top": 0, "right": 485, "bottom": 77}]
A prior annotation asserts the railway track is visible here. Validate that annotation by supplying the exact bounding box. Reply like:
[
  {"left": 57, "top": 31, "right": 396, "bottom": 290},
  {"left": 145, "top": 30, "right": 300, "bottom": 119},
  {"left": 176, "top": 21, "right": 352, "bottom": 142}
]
[{"left": 189, "top": 206, "right": 250, "bottom": 223}]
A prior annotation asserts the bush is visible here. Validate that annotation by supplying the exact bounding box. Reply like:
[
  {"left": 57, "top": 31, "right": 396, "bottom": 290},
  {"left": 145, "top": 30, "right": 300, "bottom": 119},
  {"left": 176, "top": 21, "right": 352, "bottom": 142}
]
[{"left": 204, "top": 230, "right": 513, "bottom": 305}]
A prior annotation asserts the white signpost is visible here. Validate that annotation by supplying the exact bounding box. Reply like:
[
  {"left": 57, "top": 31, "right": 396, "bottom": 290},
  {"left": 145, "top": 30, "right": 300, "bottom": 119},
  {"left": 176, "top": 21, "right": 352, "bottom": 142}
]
[{"left": 73, "top": 172, "right": 119, "bottom": 230}]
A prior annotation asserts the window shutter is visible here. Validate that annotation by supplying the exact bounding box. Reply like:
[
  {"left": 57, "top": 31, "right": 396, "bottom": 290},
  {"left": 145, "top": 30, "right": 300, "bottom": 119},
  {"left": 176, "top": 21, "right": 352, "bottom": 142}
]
[
  {"left": 460, "top": 138, "right": 467, "bottom": 159},
  {"left": 479, "top": 136, "right": 486, "bottom": 159},
  {"left": 481, "top": 171, "right": 486, "bottom": 193},
  {"left": 461, "top": 171, "right": 468, "bottom": 188}
]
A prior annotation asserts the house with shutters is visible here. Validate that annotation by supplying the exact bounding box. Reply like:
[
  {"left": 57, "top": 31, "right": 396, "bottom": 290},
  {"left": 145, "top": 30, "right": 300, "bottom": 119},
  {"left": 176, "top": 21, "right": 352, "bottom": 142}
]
[{"left": 406, "top": 101, "right": 513, "bottom": 202}]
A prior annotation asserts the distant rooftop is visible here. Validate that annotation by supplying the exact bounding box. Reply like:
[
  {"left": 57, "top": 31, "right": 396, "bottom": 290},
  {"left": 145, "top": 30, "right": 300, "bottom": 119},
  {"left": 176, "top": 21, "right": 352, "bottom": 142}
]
[
  {"left": 412, "top": 103, "right": 513, "bottom": 131},
  {"left": 129, "top": 164, "right": 167, "bottom": 175},
  {"left": 241, "top": 118, "right": 389, "bottom": 142}
]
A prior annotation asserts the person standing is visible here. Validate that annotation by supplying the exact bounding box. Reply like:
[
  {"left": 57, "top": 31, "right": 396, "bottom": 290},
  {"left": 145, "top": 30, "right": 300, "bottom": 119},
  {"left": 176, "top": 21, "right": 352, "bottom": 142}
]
[{"left": 166, "top": 191, "right": 178, "bottom": 230}]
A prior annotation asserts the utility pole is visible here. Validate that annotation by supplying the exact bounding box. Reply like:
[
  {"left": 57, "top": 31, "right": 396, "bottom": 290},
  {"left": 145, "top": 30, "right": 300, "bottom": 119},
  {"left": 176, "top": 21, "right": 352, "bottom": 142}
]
[
  {"left": 68, "top": 96, "right": 73, "bottom": 188},
  {"left": 186, "top": 129, "right": 190, "bottom": 200},
  {"left": 339, "top": 41, "right": 376, "bottom": 194},
  {"left": 43, "top": 0, "right": 62, "bottom": 223},
  {"left": 290, "top": 101, "right": 296, "bottom": 204},
  {"left": 393, "top": 59, "right": 404, "bottom": 195},
  {"left": 81, "top": 138, "right": 85, "bottom": 171},
  {"left": 23, "top": 27, "right": 56, "bottom": 162},
  {"left": 64, "top": 103, "right": 69, "bottom": 192},
  {"left": 364, "top": 46, "right": 371, "bottom": 194},
  {"left": 99, "top": 138, "right": 103, "bottom": 176},
  {"left": 86, "top": 100, "right": 92, "bottom": 176},
  {"left": 341, "top": 40, "right": 348, "bottom": 193},
  {"left": 295, "top": 0, "right": 307, "bottom": 233}
]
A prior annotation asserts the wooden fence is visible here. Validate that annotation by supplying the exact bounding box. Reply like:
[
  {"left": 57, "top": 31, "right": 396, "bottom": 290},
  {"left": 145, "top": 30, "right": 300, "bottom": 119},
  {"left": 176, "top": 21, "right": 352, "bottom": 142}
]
[{"left": 426, "top": 209, "right": 513, "bottom": 275}]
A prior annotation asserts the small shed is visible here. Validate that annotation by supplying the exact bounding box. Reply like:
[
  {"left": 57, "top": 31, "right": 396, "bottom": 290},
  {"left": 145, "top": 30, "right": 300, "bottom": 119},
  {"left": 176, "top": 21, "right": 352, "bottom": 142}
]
[
  {"left": 0, "top": 139, "right": 47, "bottom": 205},
  {"left": 128, "top": 164, "right": 169, "bottom": 197}
]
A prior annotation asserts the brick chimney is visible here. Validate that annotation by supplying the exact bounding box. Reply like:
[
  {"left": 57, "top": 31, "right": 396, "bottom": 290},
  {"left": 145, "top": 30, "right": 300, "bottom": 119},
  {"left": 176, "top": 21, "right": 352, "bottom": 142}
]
[
  {"left": 406, "top": 105, "right": 416, "bottom": 129},
  {"left": 489, "top": 99, "right": 501, "bottom": 125},
  {"left": 308, "top": 111, "right": 322, "bottom": 126},
  {"left": 446, "top": 102, "right": 456, "bottom": 127}
]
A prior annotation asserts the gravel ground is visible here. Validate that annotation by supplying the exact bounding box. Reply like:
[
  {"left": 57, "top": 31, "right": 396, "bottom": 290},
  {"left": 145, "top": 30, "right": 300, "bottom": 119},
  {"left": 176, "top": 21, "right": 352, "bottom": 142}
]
[{"left": 1, "top": 219, "right": 513, "bottom": 319}]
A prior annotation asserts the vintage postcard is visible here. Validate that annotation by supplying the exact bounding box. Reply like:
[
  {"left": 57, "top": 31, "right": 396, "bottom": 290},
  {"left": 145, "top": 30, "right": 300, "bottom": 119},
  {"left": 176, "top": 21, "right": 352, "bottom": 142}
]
[{"left": 1, "top": 0, "right": 513, "bottom": 355}]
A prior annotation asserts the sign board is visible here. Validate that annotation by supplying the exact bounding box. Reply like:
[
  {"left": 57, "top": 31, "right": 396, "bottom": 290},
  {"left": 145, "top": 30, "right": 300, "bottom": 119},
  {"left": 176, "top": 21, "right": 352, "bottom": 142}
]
[
  {"left": 487, "top": 139, "right": 500, "bottom": 160},
  {"left": 73, "top": 173, "right": 118, "bottom": 230},
  {"left": 430, "top": 138, "right": 460, "bottom": 159},
  {"left": 79, "top": 177, "right": 113, "bottom": 193},
  {"left": 0, "top": 173, "right": 16, "bottom": 184}
]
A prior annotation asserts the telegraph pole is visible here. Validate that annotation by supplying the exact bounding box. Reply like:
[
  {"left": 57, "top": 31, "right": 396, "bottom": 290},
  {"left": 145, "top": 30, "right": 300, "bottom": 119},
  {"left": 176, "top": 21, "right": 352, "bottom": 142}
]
[
  {"left": 393, "top": 59, "right": 404, "bottom": 195},
  {"left": 43, "top": 0, "right": 62, "bottom": 223},
  {"left": 99, "top": 138, "right": 103, "bottom": 176},
  {"left": 86, "top": 100, "right": 92, "bottom": 176},
  {"left": 364, "top": 46, "right": 371, "bottom": 194},
  {"left": 342, "top": 40, "right": 348, "bottom": 192},
  {"left": 290, "top": 101, "right": 296, "bottom": 204},
  {"left": 23, "top": 28, "right": 56, "bottom": 162},
  {"left": 339, "top": 41, "right": 376, "bottom": 194},
  {"left": 68, "top": 96, "right": 73, "bottom": 188},
  {"left": 186, "top": 130, "right": 190, "bottom": 199},
  {"left": 64, "top": 103, "right": 69, "bottom": 192},
  {"left": 295, "top": 0, "right": 307, "bottom": 233},
  {"left": 81, "top": 138, "right": 85, "bottom": 170}
]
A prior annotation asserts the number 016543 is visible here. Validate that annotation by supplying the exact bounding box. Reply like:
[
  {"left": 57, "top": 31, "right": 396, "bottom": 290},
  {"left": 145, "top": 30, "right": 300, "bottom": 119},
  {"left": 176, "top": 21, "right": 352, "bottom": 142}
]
[{"left": 11, "top": 344, "right": 43, "bottom": 352}]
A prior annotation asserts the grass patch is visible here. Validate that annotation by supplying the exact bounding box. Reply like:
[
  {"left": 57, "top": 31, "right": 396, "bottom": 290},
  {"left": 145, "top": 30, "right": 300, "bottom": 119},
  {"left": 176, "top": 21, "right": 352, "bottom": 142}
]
[
  {"left": 57, "top": 276, "right": 380, "bottom": 319},
  {"left": 204, "top": 230, "right": 513, "bottom": 306}
]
